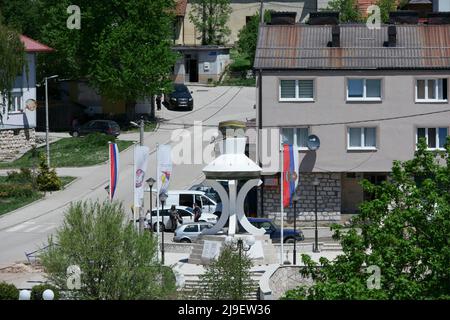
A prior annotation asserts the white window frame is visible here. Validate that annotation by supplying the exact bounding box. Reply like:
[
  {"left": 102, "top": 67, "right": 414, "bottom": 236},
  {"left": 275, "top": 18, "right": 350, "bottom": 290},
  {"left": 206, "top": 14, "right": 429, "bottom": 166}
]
[
  {"left": 415, "top": 78, "right": 448, "bottom": 103},
  {"left": 282, "top": 127, "right": 310, "bottom": 150},
  {"left": 279, "top": 79, "right": 315, "bottom": 102},
  {"left": 346, "top": 78, "right": 382, "bottom": 102},
  {"left": 416, "top": 127, "right": 448, "bottom": 151},
  {"left": 347, "top": 127, "right": 377, "bottom": 151},
  {"left": 8, "top": 90, "right": 23, "bottom": 113}
]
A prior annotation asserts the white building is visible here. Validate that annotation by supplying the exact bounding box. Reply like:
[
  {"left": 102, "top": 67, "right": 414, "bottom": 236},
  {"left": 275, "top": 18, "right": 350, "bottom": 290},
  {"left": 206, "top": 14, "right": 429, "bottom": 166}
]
[{"left": 0, "top": 35, "right": 53, "bottom": 161}]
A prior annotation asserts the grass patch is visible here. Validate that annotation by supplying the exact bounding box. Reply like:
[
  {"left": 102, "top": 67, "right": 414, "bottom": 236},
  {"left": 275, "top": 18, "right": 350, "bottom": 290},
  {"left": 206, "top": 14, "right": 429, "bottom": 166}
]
[
  {"left": 0, "top": 137, "right": 134, "bottom": 169},
  {"left": 122, "top": 121, "right": 157, "bottom": 133},
  {"left": 0, "top": 176, "right": 76, "bottom": 216},
  {"left": 219, "top": 77, "right": 256, "bottom": 87}
]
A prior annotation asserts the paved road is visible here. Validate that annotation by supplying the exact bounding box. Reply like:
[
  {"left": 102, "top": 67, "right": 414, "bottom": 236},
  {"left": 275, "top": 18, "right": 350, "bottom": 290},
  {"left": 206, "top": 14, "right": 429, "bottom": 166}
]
[{"left": 0, "top": 86, "right": 256, "bottom": 265}]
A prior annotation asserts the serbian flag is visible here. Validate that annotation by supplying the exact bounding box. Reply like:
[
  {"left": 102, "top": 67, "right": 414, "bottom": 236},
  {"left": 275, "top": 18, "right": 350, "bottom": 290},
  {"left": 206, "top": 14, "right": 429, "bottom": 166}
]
[
  {"left": 282, "top": 144, "right": 299, "bottom": 208},
  {"left": 109, "top": 143, "right": 119, "bottom": 201}
]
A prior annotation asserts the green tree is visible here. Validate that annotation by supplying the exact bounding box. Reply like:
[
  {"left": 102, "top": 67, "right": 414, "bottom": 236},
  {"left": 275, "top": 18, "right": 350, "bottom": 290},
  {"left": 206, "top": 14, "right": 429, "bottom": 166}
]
[
  {"left": 36, "top": 153, "right": 61, "bottom": 192},
  {"left": 326, "top": 0, "right": 363, "bottom": 23},
  {"left": 376, "top": 0, "right": 399, "bottom": 23},
  {"left": 0, "top": 22, "right": 25, "bottom": 106},
  {"left": 189, "top": 0, "right": 232, "bottom": 45},
  {"left": 1, "top": 0, "right": 177, "bottom": 103},
  {"left": 0, "top": 0, "right": 43, "bottom": 39},
  {"left": 196, "top": 245, "right": 256, "bottom": 300},
  {"left": 236, "top": 11, "right": 271, "bottom": 68},
  {"left": 40, "top": 201, "right": 176, "bottom": 300},
  {"left": 284, "top": 138, "right": 450, "bottom": 300}
]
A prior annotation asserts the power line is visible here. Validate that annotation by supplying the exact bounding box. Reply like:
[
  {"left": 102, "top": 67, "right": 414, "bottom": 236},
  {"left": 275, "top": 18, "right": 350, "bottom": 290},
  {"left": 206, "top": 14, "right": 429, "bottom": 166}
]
[{"left": 157, "top": 107, "right": 450, "bottom": 128}]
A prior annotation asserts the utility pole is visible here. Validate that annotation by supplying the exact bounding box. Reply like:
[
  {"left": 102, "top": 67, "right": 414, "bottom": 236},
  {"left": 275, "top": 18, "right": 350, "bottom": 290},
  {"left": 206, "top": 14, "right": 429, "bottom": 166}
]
[
  {"left": 44, "top": 75, "right": 58, "bottom": 168},
  {"left": 139, "top": 117, "right": 145, "bottom": 234}
]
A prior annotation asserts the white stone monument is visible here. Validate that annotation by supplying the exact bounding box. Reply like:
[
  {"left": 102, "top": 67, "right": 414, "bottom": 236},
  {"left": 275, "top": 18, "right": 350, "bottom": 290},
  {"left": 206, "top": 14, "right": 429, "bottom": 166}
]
[{"left": 188, "top": 136, "right": 277, "bottom": 265}]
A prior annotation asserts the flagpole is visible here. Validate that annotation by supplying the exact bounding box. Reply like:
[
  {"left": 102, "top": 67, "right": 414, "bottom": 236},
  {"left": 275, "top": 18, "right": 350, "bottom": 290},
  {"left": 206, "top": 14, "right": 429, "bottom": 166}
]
[
  {"left": 280, "top": 136, "right": 284, "bottom": 265},
  {"left": 108, "top": 142, "right": 112, "bottom": 202},
  {"left": 156, "top": 143, "right": 161, "bottom": 262}
]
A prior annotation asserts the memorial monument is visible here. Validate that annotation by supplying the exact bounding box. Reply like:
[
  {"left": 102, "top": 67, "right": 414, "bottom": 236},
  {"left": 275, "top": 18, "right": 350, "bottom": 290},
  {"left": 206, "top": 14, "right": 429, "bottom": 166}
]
[{"left": 188, "top": 123, "right": 277, "bottom": 265}]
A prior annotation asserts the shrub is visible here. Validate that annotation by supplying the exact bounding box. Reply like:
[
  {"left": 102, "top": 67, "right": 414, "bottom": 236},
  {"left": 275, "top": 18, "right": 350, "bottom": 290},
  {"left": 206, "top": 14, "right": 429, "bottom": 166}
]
[
  {"left": 31, "top": 284, "right": 60, "bottom": 300},
  {"left": 196, "top": 246, "right": 256, "bottom": 300},
  {"left": 6, "top": 168, "right": 34, "bottom": 184},
  {"left": 36, "top": 154, "right": 61, "bottom": 192},
  {"left": 0, "top": 183, "right": 35, "bottom": 198},
  {"left": 84, "top": 132, "right": 116, "bottom": 147},
  {"left": 40, "top": 201, "right": 176, "bottom": 300},
  {"left": 0, "top": 282, "right": 19, "bottom": 300}
]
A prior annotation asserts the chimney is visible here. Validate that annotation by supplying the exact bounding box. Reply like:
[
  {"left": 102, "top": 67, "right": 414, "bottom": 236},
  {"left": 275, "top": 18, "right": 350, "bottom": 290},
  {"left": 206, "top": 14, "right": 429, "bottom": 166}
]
[
  {"left": 269, "top": 12, "right": 297, "bottom": 25},
  {"left": 389, "top": 11, "right": 419, "bottom": 24},
  {"left": 331, "top": 25, "right": 340, "bottom": 47},
  {"left": 309, "top": 11, "right": 339, "bottom": 25},
  {"left": 387, "top": 25, "right": 397, "bottom": 47},
  {"left": 427, "top": 12, "right": 450, "bottom": 25}
]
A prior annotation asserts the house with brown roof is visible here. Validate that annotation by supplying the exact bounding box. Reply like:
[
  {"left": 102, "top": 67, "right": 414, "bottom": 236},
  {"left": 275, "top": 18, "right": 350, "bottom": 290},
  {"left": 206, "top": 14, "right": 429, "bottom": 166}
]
[
  {"left": 0, "top": 35, "right": 53, "bottom": 161},
  {"left": 172, "top": 0, "right": 333, "bottom": 84},
  {"left": 175, "top": 1, "right": 332, "bottom": 46},
  {"left": 253, "top": 12, "right": 450, "bottom": 221}
]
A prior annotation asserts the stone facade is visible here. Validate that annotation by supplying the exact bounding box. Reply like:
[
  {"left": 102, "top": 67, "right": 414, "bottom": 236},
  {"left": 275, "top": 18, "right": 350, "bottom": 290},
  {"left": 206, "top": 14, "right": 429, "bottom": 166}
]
[
  {"left": 259, "top": 173, "right": 341, "bottom": 221},
  {"left": 269, "top": 266, "right": 313, "bottom": 300},
  {"left": 0, "top": 128, "right": 36, "bottom": 161}
]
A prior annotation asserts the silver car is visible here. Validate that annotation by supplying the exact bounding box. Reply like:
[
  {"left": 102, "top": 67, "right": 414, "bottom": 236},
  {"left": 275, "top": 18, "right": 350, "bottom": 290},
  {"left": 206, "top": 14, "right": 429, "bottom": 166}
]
[{"left": 173, "top": 222, "right": 214, "bottom": 243}]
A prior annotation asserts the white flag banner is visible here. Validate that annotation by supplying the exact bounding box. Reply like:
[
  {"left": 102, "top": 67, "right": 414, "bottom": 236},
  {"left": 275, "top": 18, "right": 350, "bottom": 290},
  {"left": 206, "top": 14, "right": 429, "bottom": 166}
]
[
  {"left": 134, "top": 145, "right": 150, "bottom": 208},
  {"left": 157, "top": 144, "right": 172, "bottom": 195}
]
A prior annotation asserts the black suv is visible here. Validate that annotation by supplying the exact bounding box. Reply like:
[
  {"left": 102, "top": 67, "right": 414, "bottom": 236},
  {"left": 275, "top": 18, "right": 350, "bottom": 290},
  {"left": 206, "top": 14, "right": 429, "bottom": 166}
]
[
  {"left": 165, "top": 84, "right": 193, "bottom": 111},
  {"left": 70, "top": 120, "right": 121, "bottom": 137}
]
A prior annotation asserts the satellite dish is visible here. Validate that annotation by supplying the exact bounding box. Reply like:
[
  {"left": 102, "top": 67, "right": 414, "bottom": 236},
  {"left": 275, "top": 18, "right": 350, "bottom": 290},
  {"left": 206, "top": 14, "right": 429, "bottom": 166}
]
[{"left": 307, "top": 135, "right": 320, "bottom": 151}]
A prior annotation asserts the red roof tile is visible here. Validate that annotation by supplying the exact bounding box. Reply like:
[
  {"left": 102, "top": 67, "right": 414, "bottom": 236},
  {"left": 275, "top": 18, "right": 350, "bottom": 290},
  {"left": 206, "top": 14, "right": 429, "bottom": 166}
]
[{"left": 20, "top": 35, "right": 54, "bottom": 53}]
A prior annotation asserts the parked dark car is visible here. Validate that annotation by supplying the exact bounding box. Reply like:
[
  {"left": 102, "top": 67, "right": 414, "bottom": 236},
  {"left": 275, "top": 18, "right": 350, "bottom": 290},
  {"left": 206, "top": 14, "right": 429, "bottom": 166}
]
[
  {"left": 247, "top": 218, "right": 304, "bottom": 243},
  {"left": 70, "top": 120, "right": 121, "bottom": 137},
  {"left": 165, "top": 84, "right": 193, "bottom": 111}
]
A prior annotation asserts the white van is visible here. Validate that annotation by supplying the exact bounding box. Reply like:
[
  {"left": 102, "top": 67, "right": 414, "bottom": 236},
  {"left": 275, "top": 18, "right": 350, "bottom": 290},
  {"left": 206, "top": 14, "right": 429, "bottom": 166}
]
[{"left": 156, "top": 190, "right": 218, "bottom": 214}]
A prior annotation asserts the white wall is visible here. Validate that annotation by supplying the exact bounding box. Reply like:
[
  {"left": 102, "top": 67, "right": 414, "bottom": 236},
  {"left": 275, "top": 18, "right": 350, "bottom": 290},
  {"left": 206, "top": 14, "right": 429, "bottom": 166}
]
[{"left": 0, "top": 53, "right": 37, "bottom": 129}]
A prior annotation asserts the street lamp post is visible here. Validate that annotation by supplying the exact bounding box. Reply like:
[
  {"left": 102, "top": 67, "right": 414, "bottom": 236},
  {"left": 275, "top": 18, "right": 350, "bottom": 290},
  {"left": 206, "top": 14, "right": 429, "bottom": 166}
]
[
  {"left": 159, "top": 192, "right": 168, "bottom": 265},
  {"left": 292, "top": 194, "right": 299, "bottom": 265},
  {"left": 44, "top": 75, "right": 58, "bottom": 168},
  {"left": 225, "top": 235, "right": 255, "bottom": 299},
  {"left": 146, "top": 177, "right": 156, "bottom": 232},
  {"left": 313, "top": 177, "right": 320, "bottom": 253}
]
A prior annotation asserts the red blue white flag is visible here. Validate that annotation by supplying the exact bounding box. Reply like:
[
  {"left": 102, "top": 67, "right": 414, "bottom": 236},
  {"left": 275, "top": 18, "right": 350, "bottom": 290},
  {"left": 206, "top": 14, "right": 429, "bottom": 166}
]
[
  {"left": 109, "top": 143, "right": 119, "bottom": 201},
  {"left": 282, "top": 144, "right": 299, "bottom": 208}
]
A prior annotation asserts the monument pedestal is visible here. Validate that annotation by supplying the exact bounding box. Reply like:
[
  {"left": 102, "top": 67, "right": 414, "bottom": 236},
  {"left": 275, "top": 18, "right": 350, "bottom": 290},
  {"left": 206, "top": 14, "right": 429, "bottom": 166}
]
[{"left": 188, "top": 234, "right": 278, "bottom": 266}]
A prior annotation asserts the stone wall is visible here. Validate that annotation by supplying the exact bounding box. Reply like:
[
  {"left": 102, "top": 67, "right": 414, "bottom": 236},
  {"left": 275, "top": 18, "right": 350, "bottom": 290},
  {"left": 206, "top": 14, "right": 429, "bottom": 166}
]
[
  {"left": 260, "top": 265, "right": 314, "bottom": 300},
  {"left": 259, "top": 173, "right": 341, "bottom": 221},
  {"left": 0, "top": 128, "right": 36, "bottom": 161}
]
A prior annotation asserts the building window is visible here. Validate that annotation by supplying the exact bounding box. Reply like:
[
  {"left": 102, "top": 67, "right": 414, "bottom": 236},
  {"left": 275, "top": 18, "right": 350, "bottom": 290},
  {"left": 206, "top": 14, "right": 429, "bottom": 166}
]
[
  {"left": 416, "top": 79, "right": 448, "bottom": 102},
  {"left": 347, "top": 79, "right": 382, "bottom": 101},
  {"left": 282, "top": 127, "right": 309, "bottom": 149},
  {"left": 8, "top": 91, "right": 23, "bottom": 112},
  {"left": 417, "top": 127, "right": 448, "bottom": 150},
  {"left": 279, "top": 79, "right": 314, "bottom": 101},
  {"left": 347, "top": 127, "right": 377, "bottom": 150}
]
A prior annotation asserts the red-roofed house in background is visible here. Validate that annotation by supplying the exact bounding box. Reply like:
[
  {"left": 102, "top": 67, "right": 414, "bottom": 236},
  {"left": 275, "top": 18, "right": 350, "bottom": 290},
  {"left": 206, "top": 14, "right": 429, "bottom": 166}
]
[{"left": 0, "top": 35, "right": 53, "bottom": 161}]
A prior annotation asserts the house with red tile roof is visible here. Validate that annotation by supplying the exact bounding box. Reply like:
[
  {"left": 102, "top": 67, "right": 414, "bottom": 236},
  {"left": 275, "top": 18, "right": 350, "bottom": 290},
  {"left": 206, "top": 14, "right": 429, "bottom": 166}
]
[{"left": 0, "top": 35, "right": 53, "bottom": 161}]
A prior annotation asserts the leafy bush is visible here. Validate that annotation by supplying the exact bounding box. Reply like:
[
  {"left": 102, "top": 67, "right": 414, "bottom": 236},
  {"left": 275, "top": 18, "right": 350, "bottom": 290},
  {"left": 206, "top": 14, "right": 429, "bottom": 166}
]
[
  {"left": 31, "top": 284, "right": 60, "bottom": 300},
  {"left": 84, "top": 132, "right": 116, "bottom": 147},
  {"left": 0, "top": 282, "right": 18, "bottom": 300},
  {"left": 36, "top": 154, "right": 61, "bottom": 192},
  {"left": 0, "top": 183, "right": 35, "bottom": 198},
  {"left": 6, "top": 168, "right": 34, "bottom": 184},
  {"left": 40, "top": 201, "right": 176, "bottom": 300},
  {"left": 196, "top": 245, "right": 256, "bottom": 300}
]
